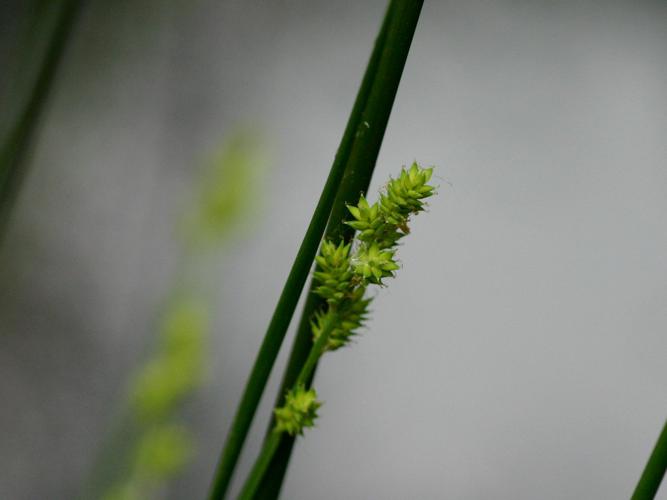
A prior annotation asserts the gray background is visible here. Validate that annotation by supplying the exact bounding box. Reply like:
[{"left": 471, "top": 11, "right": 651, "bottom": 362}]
[{"left": 0, "top": 0, "right": 666, "bottom": 498}]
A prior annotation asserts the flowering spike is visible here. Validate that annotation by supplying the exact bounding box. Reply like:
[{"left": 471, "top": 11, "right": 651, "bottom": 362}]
[
  {"left": 312, "top": 240, "right": 353, "bottom": 305},
  {"left": 379, "top": 163, "right": 435, "bottom": 224},
  {"left": 352, "top": 243, "right": 400, "bottom": 284},
  {"left": 274, "top": 385, "right": 321, "bottom": 436},
  {"left": 311, "top": 290, "right": 370, "bottom": 351}
]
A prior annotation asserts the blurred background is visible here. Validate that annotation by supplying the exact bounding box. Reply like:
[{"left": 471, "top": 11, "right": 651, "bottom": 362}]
[{"left": 1, "top": 0, "right": 666, "bottom": 498}]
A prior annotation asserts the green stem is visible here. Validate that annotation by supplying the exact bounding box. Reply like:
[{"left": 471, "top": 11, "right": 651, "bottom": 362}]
[
  {"left": 0, "top": 0, "right": 84, "bottom": 240},
  {"left": 237, "top": 431, "right": 283, "bottom": 500},
  {"left": 294, "top": 312, "right": 336, "bottom": 387},
  {"left": 237, "top": 314, "right": 337, "bottom": 500},
  {"left": 206, "top": 4, "right": 396, "bottom": 497},
  {"left": 632, "top": 419, "right": 667, "bottom": 500},
  {"left": 255, "top": 1, "right": 424, "bottom": 497}
]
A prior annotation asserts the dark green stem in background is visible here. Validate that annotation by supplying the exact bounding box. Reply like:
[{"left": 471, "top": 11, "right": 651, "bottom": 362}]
[
  {"left": 0, "top": 0, "right": 84, "bottom": 241},
  {"left": 255, "top": 1, "right": 424, "bottom": 497},
  {"left": 632, "top": 419, "right": 667, "bottom": 500},
  {"left": 206, "top": 3, "right": 396, "bottom": 497}
]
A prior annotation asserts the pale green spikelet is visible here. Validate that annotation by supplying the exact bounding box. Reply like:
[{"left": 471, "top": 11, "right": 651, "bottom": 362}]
[
  {"left": 312, "top": 240, "right": 353, "bottom": 305},
  {"left": 345, "top": 195, "right": 383, "bottom": 241},
  {"left": 346, "top": 197, "right": 401, "bottom": 249},
  {"left": 346, "top": 163, "right": 434, "bottom": 248},
  {"left": 352, "top": 242, "right": 400, "bottom": 284},
  {"left": 274, "top": 386, "right": 322, "bottom": 436},
  {"left": 379, "top": 162, "right": 434, "bottom": 225},
  {"left": 311, "top": 290, "right": 370, "bottom": 351}
]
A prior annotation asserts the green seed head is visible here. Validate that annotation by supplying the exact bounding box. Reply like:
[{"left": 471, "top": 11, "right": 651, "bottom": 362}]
[
  {"left": 379, "top": 162, "right": 434, "bottom": 224},
  {"left": 311, "top": 290, "right": 370, "bottom": 351},
  {"left": 313, "top": 240, "right": 353, "bottom": 305},
  {"left": 274, "top": 385, "right": 322, "bottom": 436},
  {"left": 352, "top": 243, "right": 400, "bottom": 284}
]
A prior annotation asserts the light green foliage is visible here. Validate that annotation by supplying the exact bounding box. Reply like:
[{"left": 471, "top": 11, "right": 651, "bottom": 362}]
[
  {"left": 101, "top": 425, "right": 194, "bottom": 500},
  {"left": 133, "top": 424, "right": 194, "bottom": 479},
  {"left": 274, "top": 385, "right": 322, "bottom": 436},
  {"left": 104, "top": 299, "right": 207, "bottom": 499},
  {"left": 130, "top": 300, "right": 208, "bottom": 423},
  {"left": 101, "top": 482, "right": 141, "bottom": 500},
  {"left": 97, "top": 132, "right": 265, "bottom": 500},
  {"left": 186, "top": 133, "right": 265, "bottom": 248}
]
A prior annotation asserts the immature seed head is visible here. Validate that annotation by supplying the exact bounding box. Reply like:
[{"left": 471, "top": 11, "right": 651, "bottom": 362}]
[
  {"left": 274, "top": 385, "right": 322, "bottom": 436},
  {"left": 311, "top": 289, "right": 370, "bottom": 351},
  {"left": 379, "top": 162, "right": 435, "bottom": 225},
  {"left": 345, "top": 195, "right": 384, "bottom": 242},
  {"left": 313, "top": 240, "right": 353, "bottom": 305},
  {"left": 352, "top": 243, "right": 400, "bottom": 284}
]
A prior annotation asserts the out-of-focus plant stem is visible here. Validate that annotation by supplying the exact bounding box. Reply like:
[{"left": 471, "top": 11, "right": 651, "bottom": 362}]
[
  {"left": 632, "top": 419, "right": 667, "bottom": 500},
  {"left": 206, "top": 3, "right": 399, "bottom": 498},
  {"left": 254, "top": 1, "right": 424, "bottom": 497},
  {"left": 0, "top": 0, "right": 84, "bottom": 241},
  {"left": 86, "top": 133, "right": 264, "bottom": 500}
]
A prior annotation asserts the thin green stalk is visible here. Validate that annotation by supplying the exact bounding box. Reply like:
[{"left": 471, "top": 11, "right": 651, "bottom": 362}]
[
  {"left": 0, "top": 0, "right": 84, "bottom": 240},
  {"left": 237, "top": 315, "right": 337, "bottom": 500},
  {"left": 294, "top": 312, "right": 337, "bottom": 387},
  {"left": 255, "top": 1, "right": 424, "bottom": 497},
  {"left": 207, "top": 4, "right": 396, "bottom": 498},
  {"left": 632, "top": 419, "right": 667, "bottom": 500},
  {"left": 237, "top": 432, "right": 283, "bottom": 500}
]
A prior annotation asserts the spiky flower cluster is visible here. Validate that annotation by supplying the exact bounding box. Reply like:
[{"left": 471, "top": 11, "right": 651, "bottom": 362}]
[
  {"left": 348, "top": 162, "right": 435, "bottom": 248},
  {"left": 311, "top": 288, "right": 370, "bottom": 351},
  {"left": 379, "top": 162, "right": 434, "bottom": 224},
  {"left": 273, "top": 163, "right": 435, "bottom": 441},
  {"left": 312, "top": 241, "right": 353, "bottom": 306},
  {"left": 311, "top": 162, "right": 435, "bottom": 352},
  {"left": 274, "top": 385, "right": 321, "bottom": 436}
]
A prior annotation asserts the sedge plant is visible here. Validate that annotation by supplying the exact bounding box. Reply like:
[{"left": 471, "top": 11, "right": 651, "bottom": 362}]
[
  {"left": 207, "top": 1, "right": 424, "bottom": 498},
  {"left": 237, "top": 163, "right": 436, "bottom": 499}
]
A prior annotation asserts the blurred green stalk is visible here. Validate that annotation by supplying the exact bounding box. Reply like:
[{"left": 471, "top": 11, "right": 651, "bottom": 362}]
[
  {"left": 86, "top": 133, "right": 264, "bottom": 500},
  {"left": 632, "top": 419, "right": 667, "bottom": 500},
  {"left": 0, "top": 0, "right": 83, "bottom": 240}
]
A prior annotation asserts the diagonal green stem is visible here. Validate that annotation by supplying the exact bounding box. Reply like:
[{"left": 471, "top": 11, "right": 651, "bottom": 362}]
[
  {"left": 632, "top": 419, "right": 667, "bottom": 500},
  {"left": 237, "top": 431, "right": 283, "bottom": 500},
  {"left": 0, "top": 0, "right": 84, "bottom": 241},
  {"left": 207, "top": 4, "right": 397, "bottom": 498},
  {"left": 255, "top": 1, "right": 424, "bottom": 497},
  {"left": 237, "top": 314, "right": 337, "bottom": 500}
]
